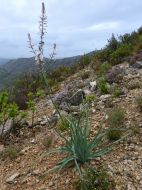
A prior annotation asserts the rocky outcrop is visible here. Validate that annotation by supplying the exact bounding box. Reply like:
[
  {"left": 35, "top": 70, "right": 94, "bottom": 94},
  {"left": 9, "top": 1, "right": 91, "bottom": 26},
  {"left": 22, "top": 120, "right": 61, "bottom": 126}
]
[
  {"left": 130, "top": 50, "right": 142, "bottom": 65},
  {"left": 106, "top": 66, "right": 125, "bottom": 84}
]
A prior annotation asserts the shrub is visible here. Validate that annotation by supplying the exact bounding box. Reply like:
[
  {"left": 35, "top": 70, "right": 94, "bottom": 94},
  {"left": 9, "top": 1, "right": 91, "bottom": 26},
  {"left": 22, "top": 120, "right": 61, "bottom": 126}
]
[
  {"left": 98, "top": 63, "right": 111, "bottom": 76},
  {"left": 107, "top": 108, "right": 125, "bottom": 141},
  {"left": 42, "top": 136, "right": 53, "bottom": 150},
  {"left": 77, "top": 55, "right": 91, "bottom": 69},
  {"left": 80, "top": 71, "right": 90, "bottom": 80},
  {"left": 36, "top": 89, "right": 46, "bottom": 99},
  {"left": 11, "top": 72, "right": 44, "bottom": 109},
  {"left": 109, "top": 85, "right": 123, "bottom": 98},
  {"left": 0, "top": 145, "right": 21, "bottom": 161},
  {"left": 85, "top": 94, "right": 96, "bottom": 103},
  {"left": 98, "top": 77, "right": 108, "bottom": 95},
  {"left": 108, "top": 108, "right": 125, "bottom": 128},
  {"left": 92, "top": 61, "right": 111, "bottom": 77},
  {"left": 107, "top": 128, "right": 122, "bottom": 141},
  {"left": 56, "top": 117, "right": 70, "bottom": 132},
  {"left": 136, "top": 96, "right": 142, "bottom": 112},
  {"left": 110, "top": 44, "right": 132, "bottom": 65},
  {"left": 107, "top": 34, "right": 119, "bottom": 52},
  {"left": 0, "top": 92, "right": 27, "bottom": 138},
  {"left": 74, "top": 168, "right": 115, "bottom": 190}
]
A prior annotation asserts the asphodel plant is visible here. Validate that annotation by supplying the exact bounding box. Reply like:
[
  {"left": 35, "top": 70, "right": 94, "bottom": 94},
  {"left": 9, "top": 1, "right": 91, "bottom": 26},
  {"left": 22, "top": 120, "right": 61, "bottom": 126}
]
[{"left": 28, "top": 2, "right": 129, "bottom": 179}]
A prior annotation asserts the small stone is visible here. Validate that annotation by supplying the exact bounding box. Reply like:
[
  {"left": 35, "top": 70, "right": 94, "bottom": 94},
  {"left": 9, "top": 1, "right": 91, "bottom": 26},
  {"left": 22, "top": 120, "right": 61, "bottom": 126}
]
[
  {"left": 49, "top": 181, "right": 54, "bottom": 187},
  {"left": 20, "top": 147, "right": 30, "bottom": 154},
  {"left": 136, "top": 176, "right": 141, "bottom": 181},
  {"left": 90, "top": 81, "right": 97, "bottom": 91},
  {"left": 6, "top": 173, "right": 20, "bottom": 184},
  {"left": 30, "top": 139, "right": 36, "bottom": 144},
  {"left": 32, "top": 169, "right": 40, "bottom": 176},
  {"left": 40, "top": 121, "right": 48, "bottom": 126}
]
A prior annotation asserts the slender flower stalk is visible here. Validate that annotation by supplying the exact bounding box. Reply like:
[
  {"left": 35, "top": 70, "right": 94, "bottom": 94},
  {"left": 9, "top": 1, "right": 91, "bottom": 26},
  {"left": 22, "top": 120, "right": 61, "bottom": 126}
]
[{"left": 27, "top": 2, "right": 63, "bottom": 120}]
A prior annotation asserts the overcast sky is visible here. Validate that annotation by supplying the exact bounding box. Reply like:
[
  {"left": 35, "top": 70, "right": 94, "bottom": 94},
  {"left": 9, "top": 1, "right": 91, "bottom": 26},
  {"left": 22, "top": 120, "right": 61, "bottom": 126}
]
[{"left": 0, "top": 0, "right": 142, "bottom": 59}]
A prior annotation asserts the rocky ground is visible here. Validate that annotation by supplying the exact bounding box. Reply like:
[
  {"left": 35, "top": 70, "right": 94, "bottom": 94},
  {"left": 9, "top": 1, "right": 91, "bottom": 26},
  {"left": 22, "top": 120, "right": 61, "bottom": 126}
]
[{"left": 0, "top": 61, "right": 142, "bottom": 190}]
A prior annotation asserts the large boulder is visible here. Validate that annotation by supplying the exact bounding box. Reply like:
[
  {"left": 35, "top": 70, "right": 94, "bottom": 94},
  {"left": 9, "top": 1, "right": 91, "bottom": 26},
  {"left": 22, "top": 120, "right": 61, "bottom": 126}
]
[
  {"left": 53, "top": 80, "right": 87, "bottom": 106},
  {"left": 67, "top": 90, "right": 85, "bottom": 106},
  {"left": 52, "top": 86, "right": 69, "bottom": 105},
  {"left": 106, "top": 66, "right": 125, "bottom": 84}
]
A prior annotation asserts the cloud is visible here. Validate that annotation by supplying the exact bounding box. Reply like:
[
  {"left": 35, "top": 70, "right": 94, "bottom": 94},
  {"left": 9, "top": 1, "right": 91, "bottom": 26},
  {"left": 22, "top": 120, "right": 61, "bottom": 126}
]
[
  {"left": 87, "top": 21, "right": 120, "bottom": 31},
  {"left": 0, "top": 0, "right": 142, "bottom": 58}
]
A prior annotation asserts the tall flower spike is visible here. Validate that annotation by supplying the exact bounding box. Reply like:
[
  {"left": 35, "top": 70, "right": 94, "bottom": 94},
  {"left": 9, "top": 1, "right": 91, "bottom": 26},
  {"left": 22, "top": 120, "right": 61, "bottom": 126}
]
[
  {"left": 42, "top": 2, "right": 45, "bottom": 14},
  {"left": 28, "top": 2, "right": 56, "bottom": 66}
]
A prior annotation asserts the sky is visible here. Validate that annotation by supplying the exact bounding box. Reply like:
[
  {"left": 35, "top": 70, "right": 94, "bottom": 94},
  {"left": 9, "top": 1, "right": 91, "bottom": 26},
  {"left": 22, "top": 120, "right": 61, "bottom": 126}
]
[{"left": 0, "top": 0, "right": 142, "bottom": 59}]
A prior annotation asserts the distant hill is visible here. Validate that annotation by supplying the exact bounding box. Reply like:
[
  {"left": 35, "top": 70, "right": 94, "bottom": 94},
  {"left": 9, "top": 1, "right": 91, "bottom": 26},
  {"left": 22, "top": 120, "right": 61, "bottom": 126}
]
[
  {"left": 0, "top": 58, "right": 9, "bottom": 65},
  {"left": 0, "top": 55, "right": 82, "bottom": 89}
]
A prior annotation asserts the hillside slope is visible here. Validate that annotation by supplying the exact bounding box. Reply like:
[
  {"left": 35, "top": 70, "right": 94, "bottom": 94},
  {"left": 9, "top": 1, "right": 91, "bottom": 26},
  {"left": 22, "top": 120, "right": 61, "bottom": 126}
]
[
  {"left": 0, "top": 61, "right": 142, "bottom": 190},
  {"left": 0, "top": 55, "right": 81, "bottom": 89}
]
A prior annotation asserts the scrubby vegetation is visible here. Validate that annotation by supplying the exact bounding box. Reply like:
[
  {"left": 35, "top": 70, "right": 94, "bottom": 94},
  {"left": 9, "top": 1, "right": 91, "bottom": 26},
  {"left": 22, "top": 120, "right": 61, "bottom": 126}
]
[
  {"left": 0, "top": 91, "right": 27, "bottom": 140},
  {"left": 0, "top": 2, "right": 142, "bottom": 190},
  {"left": 0, "top": 145, "right": 21, "bottom": 161},
  {"left": 98, "top": 77, "right": 108, "bottom": 95},
  {"left": 74, "top": 168, "right": 115, "bottom": 190},
  {"left": 107, "top": 108, "right": 125, "bottom": 141}
]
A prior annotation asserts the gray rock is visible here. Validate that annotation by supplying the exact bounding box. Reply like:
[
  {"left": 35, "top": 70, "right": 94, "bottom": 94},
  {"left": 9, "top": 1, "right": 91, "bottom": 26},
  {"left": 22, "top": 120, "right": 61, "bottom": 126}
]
[
  {"left": 100, "top": 94, "right": 111, "bottom": 101},
  {"left": 131, "top": 61, "right": 142, "bottom": 69},
  {"left": 106, "top": 66, "right": 125, "bottom": 84},
  {"left": 67, "top": 89, "right": 85, "bottom": 106}
]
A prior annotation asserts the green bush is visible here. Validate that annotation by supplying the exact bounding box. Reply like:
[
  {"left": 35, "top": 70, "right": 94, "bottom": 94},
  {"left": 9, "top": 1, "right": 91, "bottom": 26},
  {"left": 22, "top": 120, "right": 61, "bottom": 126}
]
[
  {"left": 110, "top": 44, "right": 132, "bottom": 65},
  {"left": 107, "top": 128, "right": 122, "bottom": 141},
  {"left": 56, "top": 117, "right": 70, "bottom": 132},
  {"left": 99, "top": 63, "right": 111, "bottom": 76},
  {"left": 11, "top": 72, "right": 44, "bottom": 109},
  {"left": 74, "top": 168, "right": 115, "bottom": 190},
  {"left": 92, "top": 62, "right": 111, "bottom": 77},
  {"left": 77, "top": 55, "right": 91, "bottom": 69},
  {"left": 108, "top": 108, "right": 125, "bottom": 128},
  {"left": 98, "top": 78, "right": 108, "bottom": 95},
  {"left": 107, "top": 108, "right": 125, "bottom": 141},
  {"left": 80, "top": 71, "right": 90, "bottom": 80},
  {"left": 42, "top": 136, "right": 53, "bottom": 150},
  {"left": 107, "top": 34, "right": 119, "bottom": 52},
  {"left": 85, "top": 94, "right": 96, "bottom": 103},
  {"left": 0, "top": 145, "right": 21, "bottom": 161},
  {"left": 109, "top": 85, "right": 123, "bottom": 98},
  {"left": 0, "top": 92, "right": 27, "bottom": 138}
]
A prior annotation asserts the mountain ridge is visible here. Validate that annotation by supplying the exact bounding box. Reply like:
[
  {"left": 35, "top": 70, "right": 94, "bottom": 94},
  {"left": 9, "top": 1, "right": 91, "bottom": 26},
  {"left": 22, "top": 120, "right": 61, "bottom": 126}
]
[{"left": 0, "top": 54, "right": 89, "bottom": 89}]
